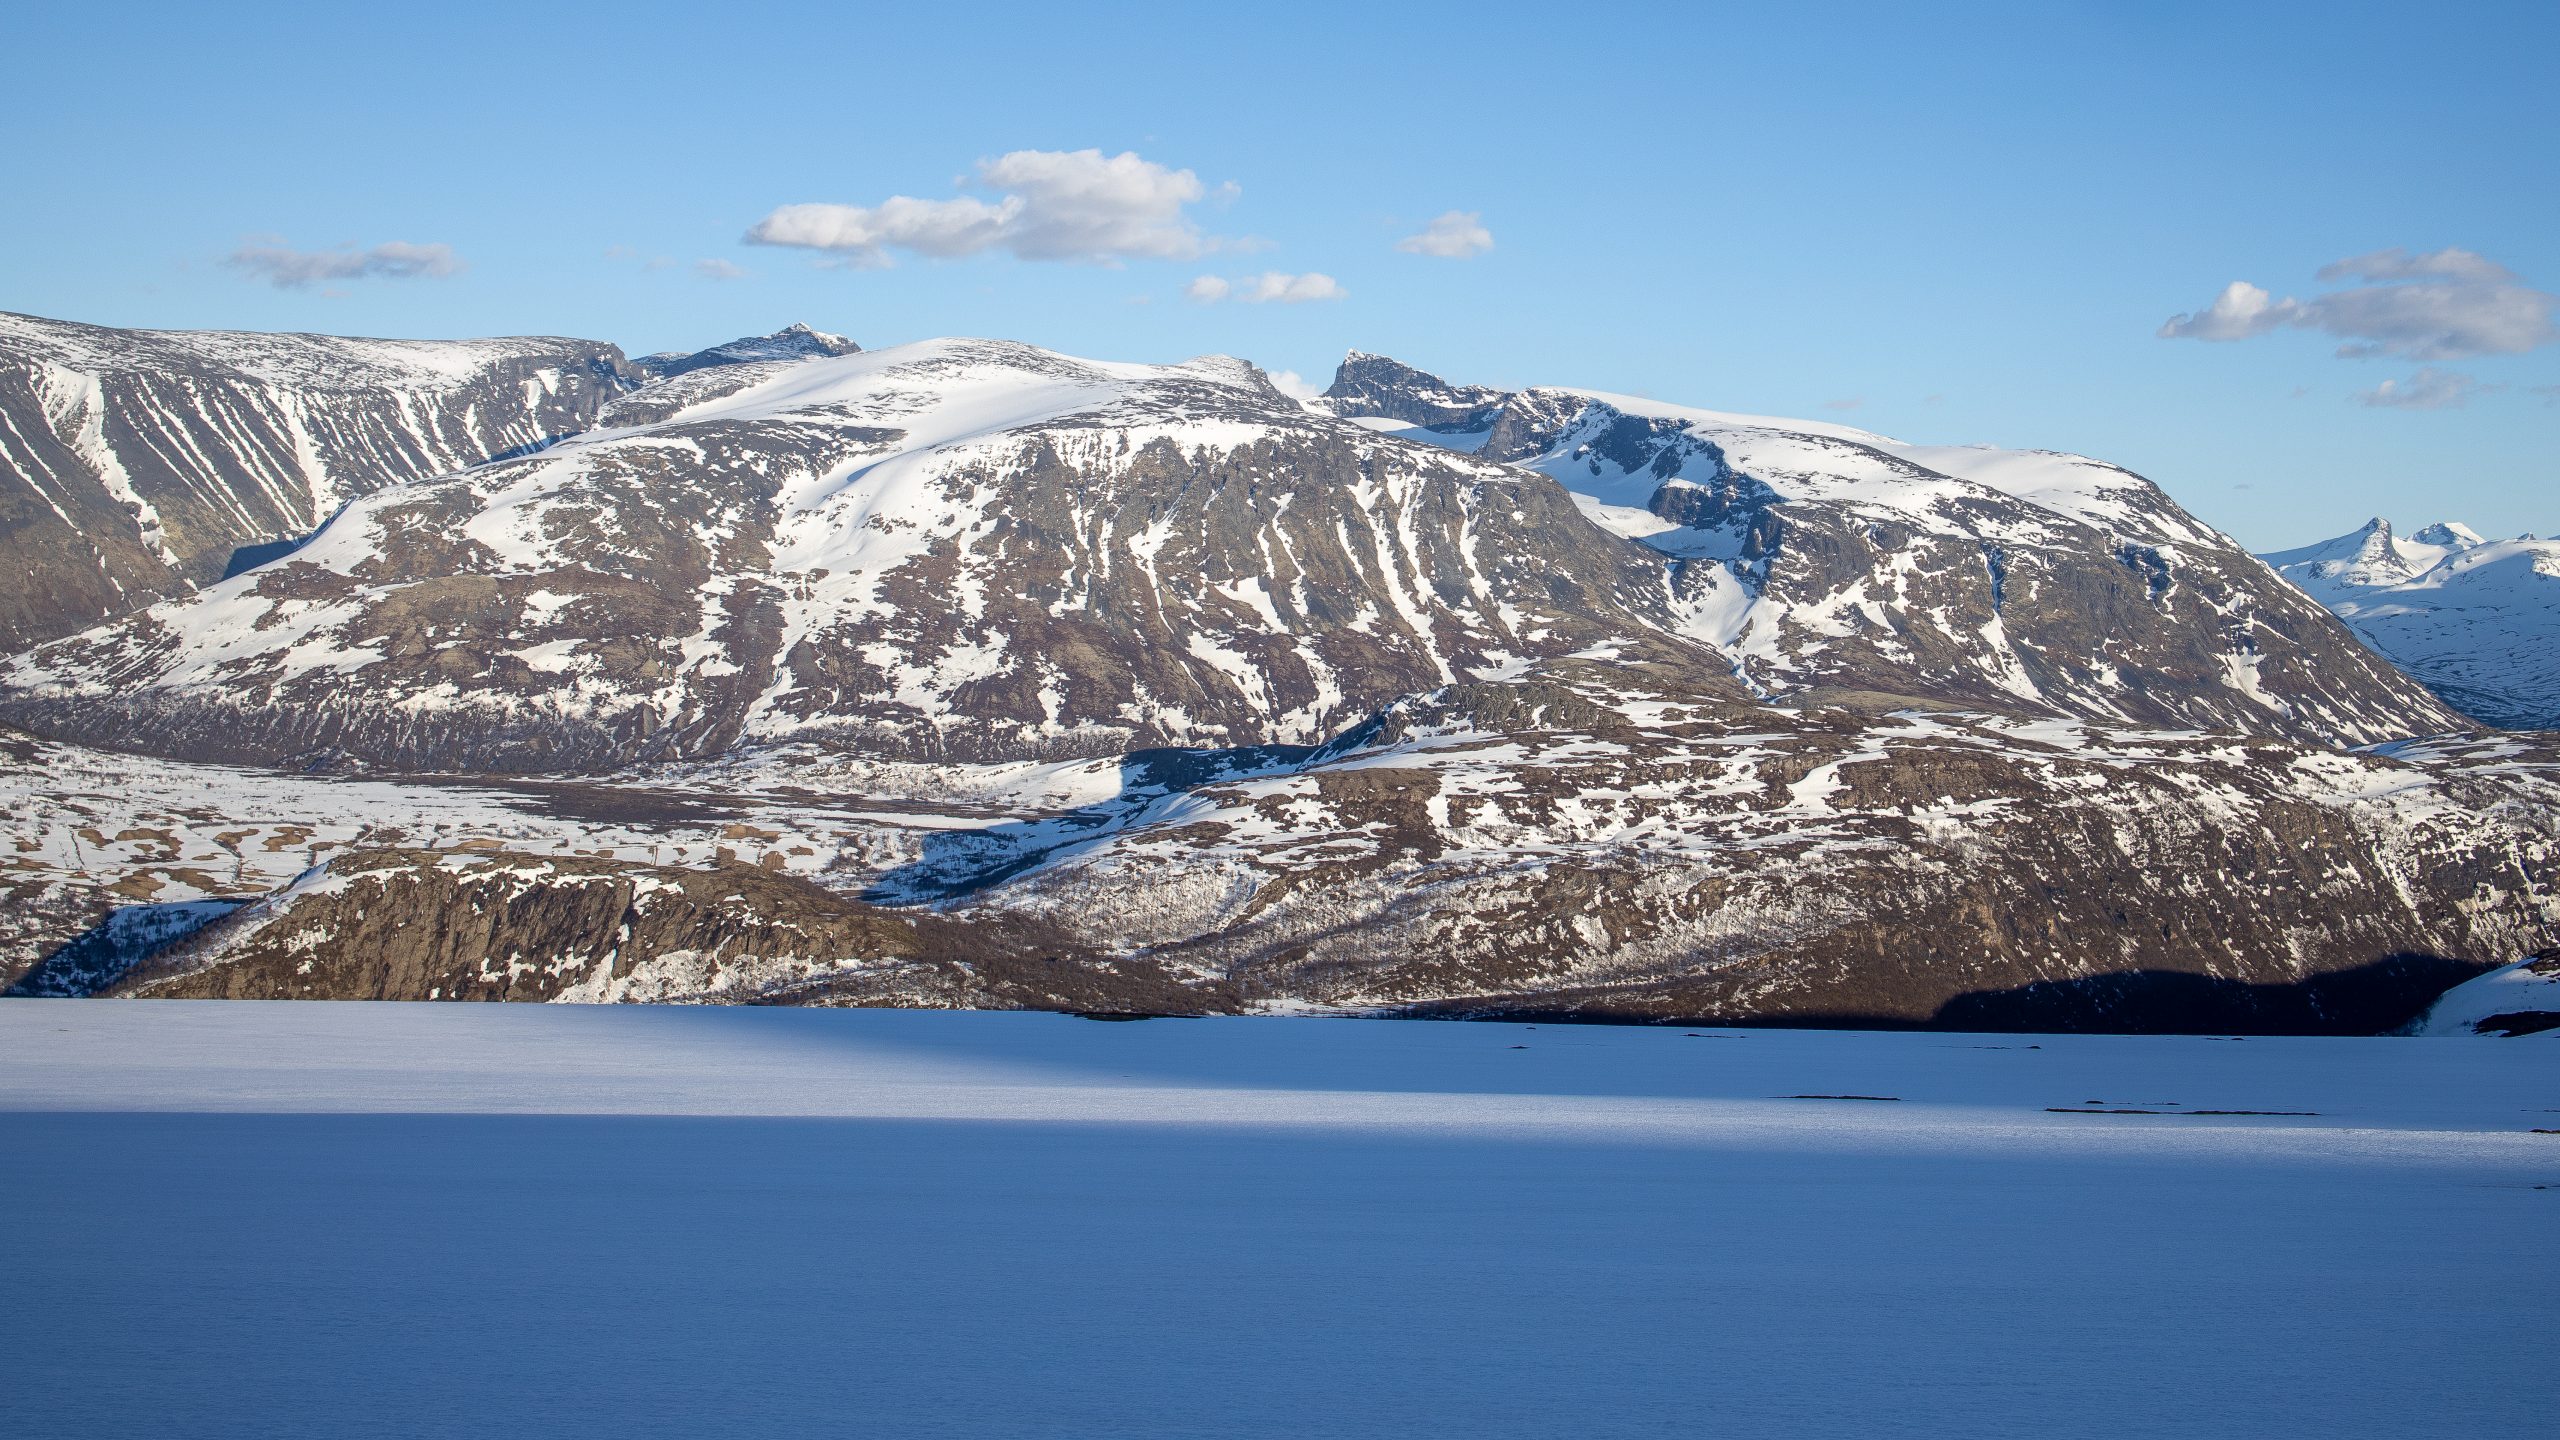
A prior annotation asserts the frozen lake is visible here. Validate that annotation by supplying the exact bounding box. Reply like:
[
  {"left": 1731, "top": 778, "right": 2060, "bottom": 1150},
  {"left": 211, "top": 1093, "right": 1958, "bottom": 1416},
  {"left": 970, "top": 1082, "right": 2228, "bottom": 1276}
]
[{"left": 3, "top": 1001, "right": 2552, "bottom": 1439}]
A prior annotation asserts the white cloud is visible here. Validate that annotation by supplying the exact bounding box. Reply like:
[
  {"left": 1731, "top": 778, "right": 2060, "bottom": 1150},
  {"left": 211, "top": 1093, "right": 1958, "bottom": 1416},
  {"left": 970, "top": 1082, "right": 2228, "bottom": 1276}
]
[
  {"left": 1396, "top": 210, "right": 1493, "bottom": 259},
  {"left": 225, "top": 239, "right": 462, "bottom": 288},
  {"left": 694, "top": 258, "right": 746, "bottom": 280},
  {"left": 1186, "top": 271, "right": 1346, "bottom": 305},
  {"left": 2157, "top": 280, "right": 2294, "bottom": 341},
  {"left": 747, "top": 149, "right": 1220, "bottom": 267},
  {"left": 2159, "top": 251, "right": 2556, "bottom": 360},
  {"left": 1242, "top": 272, "right": 1345, "bottom": 304},
  {"left": 2353, "top": 366, "right": 2493, "bottom": 410},
  {"left": 1265, "top": 369, "right": 1323, "bottom": 401}
]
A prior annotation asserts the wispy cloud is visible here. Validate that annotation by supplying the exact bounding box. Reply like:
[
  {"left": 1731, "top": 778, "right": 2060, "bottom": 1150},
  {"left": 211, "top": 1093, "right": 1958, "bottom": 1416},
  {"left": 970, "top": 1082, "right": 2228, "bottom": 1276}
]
[
  {"left": 1185, "top": 271, "right": 1346, "bottom": 305},
  {"left": 1396, "top": 210, "right": 1493, "bottom": 259},
  {"left": 748, "top": 149, "right": 1225, "bottom": 267},
  {"left": 225, "top": 239, "right": 462, "bottom": 289},
  {"left": 694, "top": 258, "right": 746, "bottom": 280},
  {"left": 1822, "top": 397, "right": 1863, "bottom": 412},
  {"left": 2316, "top": 247, "right": 2515, "bottom": 284},
  {"left": 2160, "top": 248, "right": 2556, "bottom": 360},
  {"left": 2353, "top": 366, "right": 2495, "bottom": 410}
]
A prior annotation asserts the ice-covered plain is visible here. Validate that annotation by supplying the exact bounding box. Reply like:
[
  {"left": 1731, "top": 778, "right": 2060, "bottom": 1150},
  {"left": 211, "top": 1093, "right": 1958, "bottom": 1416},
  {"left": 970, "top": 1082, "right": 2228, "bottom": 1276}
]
[{"left": 2, "top": 1000, "right": 2551, "bottom": 1440}]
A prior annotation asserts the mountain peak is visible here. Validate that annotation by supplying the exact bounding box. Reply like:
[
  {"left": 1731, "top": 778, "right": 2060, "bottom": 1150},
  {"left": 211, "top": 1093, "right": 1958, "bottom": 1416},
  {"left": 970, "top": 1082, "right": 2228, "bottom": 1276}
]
[
  {"left": 1318, "top": 351, "right": 1509, "bottom": 430},
  {"left": 634, "top": 324, "right": 861, "bottom": 381},
  {"left": 2410, "top": 521, "right": 2486, "bottom": 549}
]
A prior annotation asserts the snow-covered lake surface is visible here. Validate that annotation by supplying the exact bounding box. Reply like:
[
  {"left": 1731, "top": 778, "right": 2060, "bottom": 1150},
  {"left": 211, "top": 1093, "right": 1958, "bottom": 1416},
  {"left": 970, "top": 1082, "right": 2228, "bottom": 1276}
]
[{"left": 4, "top": 1002, "right": 2552, "bottom": 1439}]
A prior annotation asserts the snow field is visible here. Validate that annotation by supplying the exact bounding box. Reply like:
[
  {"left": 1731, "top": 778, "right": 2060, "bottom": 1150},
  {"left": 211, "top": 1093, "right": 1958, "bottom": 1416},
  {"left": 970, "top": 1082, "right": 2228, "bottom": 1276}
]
[{"left": 2, "top": 1002, "right": 2551, "bottom": 1440}]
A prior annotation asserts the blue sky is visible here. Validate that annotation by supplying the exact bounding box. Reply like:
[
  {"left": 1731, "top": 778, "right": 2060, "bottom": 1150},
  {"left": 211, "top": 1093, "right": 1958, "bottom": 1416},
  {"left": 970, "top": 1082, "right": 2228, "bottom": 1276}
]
[{"left": 4, "top": 0, "right": 2553, "bottom": 548}]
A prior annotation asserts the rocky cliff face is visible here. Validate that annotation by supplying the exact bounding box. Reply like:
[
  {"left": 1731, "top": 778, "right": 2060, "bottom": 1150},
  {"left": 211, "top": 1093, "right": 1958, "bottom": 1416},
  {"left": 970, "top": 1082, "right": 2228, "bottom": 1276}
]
[{"left": 0, "top": 311, "right": 639, "bottom": 651}]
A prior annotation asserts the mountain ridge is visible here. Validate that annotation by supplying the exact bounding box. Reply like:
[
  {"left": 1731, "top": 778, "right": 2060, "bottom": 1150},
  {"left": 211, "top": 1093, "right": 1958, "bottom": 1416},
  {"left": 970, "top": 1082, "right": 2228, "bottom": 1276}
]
[
  {"left": 0, "top": 310, "right": 639, "bottom": 651},
  {"left": 2, "top": 318, "right": 2550, "bottom": 1029}
]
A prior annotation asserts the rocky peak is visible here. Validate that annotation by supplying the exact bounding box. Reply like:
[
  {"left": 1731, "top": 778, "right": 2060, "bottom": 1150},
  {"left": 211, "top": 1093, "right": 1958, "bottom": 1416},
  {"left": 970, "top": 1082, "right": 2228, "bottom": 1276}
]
[
  {"left": 2353, "top": 517, "right": 2407, "bottom": 567},
  {"left": 1317, "top": 351, "right": 1509, "bottom": 430},
  {"left": 634, "top": 323, "right": 862, "bottom": 381}
]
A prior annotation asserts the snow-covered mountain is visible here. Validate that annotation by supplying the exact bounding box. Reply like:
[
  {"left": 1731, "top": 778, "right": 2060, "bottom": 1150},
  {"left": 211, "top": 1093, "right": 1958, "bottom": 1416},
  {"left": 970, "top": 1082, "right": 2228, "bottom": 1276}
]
[
  {"left": 2259, "top": 518, "right": 2559, "bottom": 730},
  {"left": 3, "top": 328, "right": 2553, "bottom": 1028}
]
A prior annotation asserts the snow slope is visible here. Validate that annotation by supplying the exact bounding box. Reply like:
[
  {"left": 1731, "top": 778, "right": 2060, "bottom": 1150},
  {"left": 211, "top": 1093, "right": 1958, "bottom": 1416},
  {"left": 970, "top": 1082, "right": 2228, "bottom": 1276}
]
[
  {"left": 2418, "top": 951, "right": 2560, "bottom": 1036},
  {"left": 2263, "top": 518, "right": 2560, "bottom": 728},
  {"left": 2, "top": 1001, "right": 2551, "bottom": 1440}
]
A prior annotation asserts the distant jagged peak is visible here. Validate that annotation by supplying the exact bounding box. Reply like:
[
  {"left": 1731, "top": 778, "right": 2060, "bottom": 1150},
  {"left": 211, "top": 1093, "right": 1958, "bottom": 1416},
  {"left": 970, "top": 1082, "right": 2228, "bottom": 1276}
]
[
  {"left": 2354, "top": 516, "right": 2405, "bottom": 562},
  {"left": 2261, "top": 517, "right": 2414, "bottom": 582},
  {"left": 1316, "top": 349, "right": 1510, "bottom": 430},
  {"left": 634, "top": 322, "right": 862, "bottom": 381},
  {"left": 2266, "top": 518, "right": 2495, "bottom": 583}
]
